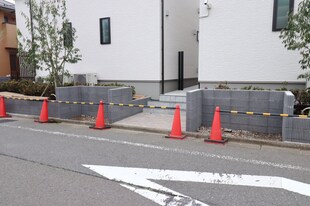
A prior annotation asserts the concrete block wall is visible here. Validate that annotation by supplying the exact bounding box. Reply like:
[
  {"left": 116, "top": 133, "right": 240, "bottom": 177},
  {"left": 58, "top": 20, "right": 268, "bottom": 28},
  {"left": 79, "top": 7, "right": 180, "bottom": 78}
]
[
  {"left": 186, "top": 89, "right": 288, "bottom": 134},
  {"left": 0, "top": 77, "right": 10, "bottom": 82},
  {"left": 107, "top": 87, "right": 149, "bottom": 123},
  {"left": 6, "top": 86, "right": 148, "bottom": 123},
  {"left": 186, "top": 89, "right": 202, "bottom": 132},
  {"left": 202, "top": 90, "right": 285, "bottom": 134},
  {"left": 282, "top": 91, "right": 310, "bottom": 143}
]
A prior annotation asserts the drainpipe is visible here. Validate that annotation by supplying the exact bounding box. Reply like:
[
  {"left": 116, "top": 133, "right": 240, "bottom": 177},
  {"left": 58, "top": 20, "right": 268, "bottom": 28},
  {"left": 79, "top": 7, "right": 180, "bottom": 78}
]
[
  {"left": 161, "top": 0, "right": 164, "bottom": 94},
  {"left": 29, "top": 0, "right": 36, "bottom": 77}
]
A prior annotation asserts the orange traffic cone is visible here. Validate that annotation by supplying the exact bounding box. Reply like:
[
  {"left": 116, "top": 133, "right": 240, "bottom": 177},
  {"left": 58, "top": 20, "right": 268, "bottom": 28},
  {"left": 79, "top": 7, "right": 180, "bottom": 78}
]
[
  {"left": 0, "top": 96, "right": 11, "bottom": 118},
  {"left": 35, "top": 99, "right": 49, "bottom": 123},
  {"left": 205, "top": 106, "right": 228, "bottom": 144},
  {"left": 90, "top": 101, "right": 111, "bottom": 130},
  {"left": 165, "top": 104, "right": 186, "bottom": 139}
]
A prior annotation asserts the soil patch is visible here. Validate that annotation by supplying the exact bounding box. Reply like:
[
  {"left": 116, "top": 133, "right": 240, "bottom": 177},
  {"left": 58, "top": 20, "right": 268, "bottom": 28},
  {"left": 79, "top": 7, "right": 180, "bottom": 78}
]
[{"left": 199, "top": 127, "right": 282, "bottom": 141}]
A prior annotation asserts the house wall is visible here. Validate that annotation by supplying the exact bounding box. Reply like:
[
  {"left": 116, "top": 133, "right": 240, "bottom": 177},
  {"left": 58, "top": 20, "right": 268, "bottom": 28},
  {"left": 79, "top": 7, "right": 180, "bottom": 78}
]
[
  {"left": 0, "top": 9, "right": 16, "bottom": 77},
  {"left": 15, "top": 0, "right": 200, "bottom": 99},
  {"left": 198, "top": 0, "right": 305, "bottom": 89},
  {"left": 163, "top": 0, "right": 199, "bottom": 92},
  {"left": 65, "top": 0, "right": 162, "bottom": 82}
]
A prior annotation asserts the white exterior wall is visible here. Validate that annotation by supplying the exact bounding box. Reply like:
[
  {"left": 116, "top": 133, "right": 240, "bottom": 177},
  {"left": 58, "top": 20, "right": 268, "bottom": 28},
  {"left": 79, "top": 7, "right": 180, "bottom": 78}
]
[
  {"left": 164, "top": 0, "right": 199, "bottom": 80},
  {"left": 198, "top": 0, "right": 304, "bottom": 86},
  {"left": 16, "top": 0, "right": 162, "bottom": 81}
]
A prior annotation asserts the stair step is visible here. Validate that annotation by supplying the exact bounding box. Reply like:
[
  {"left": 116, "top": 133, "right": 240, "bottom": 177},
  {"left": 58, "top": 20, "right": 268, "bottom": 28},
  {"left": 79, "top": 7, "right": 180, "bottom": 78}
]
[
  {"left": 143, "top": 107, "right": 186, "bottom": 115},
  {"left": 159, "top": 95, "right": 187, "bottom": 103}
]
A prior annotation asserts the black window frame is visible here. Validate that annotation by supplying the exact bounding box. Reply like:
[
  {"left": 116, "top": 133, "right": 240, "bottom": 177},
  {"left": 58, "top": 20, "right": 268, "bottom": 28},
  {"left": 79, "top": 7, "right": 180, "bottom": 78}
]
[
  {"left": 63, "top": 22, "right": 73, "bottom": 48},
  {"left": 272, "top": 0, "right": 294, "bottom": 31},
  {"left": 100, "top": 17, "right": 111, "bottom": 45}
]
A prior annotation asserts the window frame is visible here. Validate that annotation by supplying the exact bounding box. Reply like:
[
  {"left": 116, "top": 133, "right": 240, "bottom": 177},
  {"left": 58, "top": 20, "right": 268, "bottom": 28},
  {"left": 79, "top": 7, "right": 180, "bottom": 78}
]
[
  {"left": 63, "top": 22, "right": 73, "bottom": 48},
  {"left": 272, "top": 0, "right": 295, "bottom": 31},
  {"left": 100, "top": 17, "right": 111, "bottom": 45}
]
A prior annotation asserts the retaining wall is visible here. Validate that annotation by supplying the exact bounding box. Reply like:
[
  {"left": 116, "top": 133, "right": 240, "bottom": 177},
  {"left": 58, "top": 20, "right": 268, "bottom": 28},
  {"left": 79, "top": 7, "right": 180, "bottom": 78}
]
[
  {"left": 187, "top": 89, "right": 310, "bottom": 143},
  {"left": 282, "top": 91, "right": 310, "bottom": 143},
  {"left": 6, "top": 86, "right": 149, "bottom": 123},
  {"left": 0, "top": 77, "right": 10, "bottom": 82},
  {"left": 187, "top": 89, "right": 287, "bottom": 134}
]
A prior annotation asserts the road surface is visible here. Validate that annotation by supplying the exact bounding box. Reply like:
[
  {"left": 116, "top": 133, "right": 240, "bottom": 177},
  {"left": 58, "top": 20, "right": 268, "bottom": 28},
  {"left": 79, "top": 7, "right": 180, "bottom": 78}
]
[{"left": 0, "top": 117, "right": 309, "bottom": 205}]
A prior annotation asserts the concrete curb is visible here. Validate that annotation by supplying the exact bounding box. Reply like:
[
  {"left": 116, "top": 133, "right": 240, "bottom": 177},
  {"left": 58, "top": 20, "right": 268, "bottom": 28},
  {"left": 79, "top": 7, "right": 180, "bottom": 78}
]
[{"left": 8, "top": 113, "right": 310, "bottom": 151}]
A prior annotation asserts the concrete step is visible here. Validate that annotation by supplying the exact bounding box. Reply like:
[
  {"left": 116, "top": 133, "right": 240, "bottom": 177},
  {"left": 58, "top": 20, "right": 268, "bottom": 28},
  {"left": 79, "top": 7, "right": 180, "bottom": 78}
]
[
  {"left": 147, "top": 100, "right": 186, "bottom": 110},
  {"left": 143, "top": 107, "right": 186, "bottom": 115},
  {"left": 159, "top": 94, "right": 186, "bottom": 103}
]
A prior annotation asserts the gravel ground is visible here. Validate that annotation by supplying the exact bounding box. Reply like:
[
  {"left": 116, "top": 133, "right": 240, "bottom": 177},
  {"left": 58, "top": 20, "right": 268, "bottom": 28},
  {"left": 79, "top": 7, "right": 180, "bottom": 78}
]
[{"left": 199, "top": 127, "right": 282, "bottom": 141}]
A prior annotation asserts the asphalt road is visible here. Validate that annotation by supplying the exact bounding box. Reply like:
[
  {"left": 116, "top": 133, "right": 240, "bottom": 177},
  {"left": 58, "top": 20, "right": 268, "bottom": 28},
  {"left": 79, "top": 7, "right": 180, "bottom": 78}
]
[{"left": 0, "top": 117, "right": 309, "bottom": 206}]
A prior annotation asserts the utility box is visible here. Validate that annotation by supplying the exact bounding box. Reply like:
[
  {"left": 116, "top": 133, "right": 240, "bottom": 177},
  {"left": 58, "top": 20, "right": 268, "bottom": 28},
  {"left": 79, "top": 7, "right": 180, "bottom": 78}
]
[{"left": 86, "top": 73, "right": 98, "bottom": 85}]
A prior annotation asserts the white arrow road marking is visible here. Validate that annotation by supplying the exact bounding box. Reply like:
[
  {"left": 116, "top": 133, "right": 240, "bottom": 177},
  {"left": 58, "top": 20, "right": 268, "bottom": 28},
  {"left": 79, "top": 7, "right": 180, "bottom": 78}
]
[{"left": 83, "top": 165, "right": 310, "bottom": 206}]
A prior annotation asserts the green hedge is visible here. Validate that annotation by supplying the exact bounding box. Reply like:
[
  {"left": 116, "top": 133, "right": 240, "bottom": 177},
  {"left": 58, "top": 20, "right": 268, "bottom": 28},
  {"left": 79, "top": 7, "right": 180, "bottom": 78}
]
[{"left": 0, "top": 79, "right": 55, "bottom": 97}]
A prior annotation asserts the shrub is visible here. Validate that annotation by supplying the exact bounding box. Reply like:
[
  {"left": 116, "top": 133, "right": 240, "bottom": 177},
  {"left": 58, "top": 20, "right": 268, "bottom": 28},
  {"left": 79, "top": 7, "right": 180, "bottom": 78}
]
[
  {"left": 0, "top": 80, "right": 55, "bottom": 97},
  {"left": 95, "top": 82, "right": 136, "bottom": 96}
]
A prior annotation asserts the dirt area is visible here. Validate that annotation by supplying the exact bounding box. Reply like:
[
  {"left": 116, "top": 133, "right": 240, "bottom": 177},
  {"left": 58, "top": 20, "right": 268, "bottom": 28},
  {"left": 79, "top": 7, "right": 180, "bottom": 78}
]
[
  {"left": 199, "top": 127, "right": 282, "bottom": 141},
  {"left": 71, "top": 115, "right": 96, "bottom": 122},
  {"left": 0, "top": 92, "right": 47, "bottom": 100},
  {"left": 133, "top": 94, "right": 146, "bottom": 100}
]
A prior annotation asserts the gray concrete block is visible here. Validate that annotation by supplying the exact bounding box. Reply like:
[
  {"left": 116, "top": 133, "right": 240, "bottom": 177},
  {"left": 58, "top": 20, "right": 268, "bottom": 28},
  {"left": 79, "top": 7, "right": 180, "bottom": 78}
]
[
  {"left": 267, "top": 117, "right": 282, "bottom": 127},
  {"left": 231, "top": 90, "right": 250, "bottom": 100},
  {"left": 249, "top": 91, "right": 270, "bottom": 100},
  {"left": 248, "top": 125, "right": 268, "bottom": 133},
  {"left": 267, "top": 126, "right": 282, "bottom": 134},
  {"left": 248, "top": 116, "right": 268, "bottom": 127},
  {"left": 214, "top": 90, "right": 231, "bottom": 99},
  {"left": 249, "top": 100, "right": 269, "bottom": 112},
  {"left": 231, "top": 115, "right": 248, "bottom": 125}
]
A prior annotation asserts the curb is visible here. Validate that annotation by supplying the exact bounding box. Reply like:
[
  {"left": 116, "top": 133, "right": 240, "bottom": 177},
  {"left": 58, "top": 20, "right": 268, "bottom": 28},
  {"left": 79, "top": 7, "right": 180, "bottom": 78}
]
[{"left": 8, "top": 113, "right": 310, "bottom": 151}]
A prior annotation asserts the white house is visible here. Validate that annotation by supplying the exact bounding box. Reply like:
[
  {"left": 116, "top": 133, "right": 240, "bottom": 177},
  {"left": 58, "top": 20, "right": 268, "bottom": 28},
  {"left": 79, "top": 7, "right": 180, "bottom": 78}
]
[
  {"left": 198, "top": 0, "right": 308, "bottom": 89},
  {"left": 15, "top": 0, "right": 199, "bottom": 99}
]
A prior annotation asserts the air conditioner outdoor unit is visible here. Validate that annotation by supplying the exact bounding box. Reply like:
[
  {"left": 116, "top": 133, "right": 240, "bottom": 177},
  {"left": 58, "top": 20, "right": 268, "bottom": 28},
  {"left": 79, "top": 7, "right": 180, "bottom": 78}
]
[
  {"left": 63, "top": 75, "right": 74, "bottom": 84},
  {"left": 86, "top": 73, "right": 98, "bottom": 85},
  {"left": 73, "top": 74, "right": 86, "bottom": 85}
]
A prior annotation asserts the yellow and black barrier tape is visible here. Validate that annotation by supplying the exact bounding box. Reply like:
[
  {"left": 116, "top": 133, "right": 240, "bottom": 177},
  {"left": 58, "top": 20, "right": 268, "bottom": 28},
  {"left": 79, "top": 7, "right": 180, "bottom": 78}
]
[
  {"left": 222, "top": 109, "right": 309, "bottom": 119},
  {"left": 2, "top": 96, "right": 176, "bottom": 110}
]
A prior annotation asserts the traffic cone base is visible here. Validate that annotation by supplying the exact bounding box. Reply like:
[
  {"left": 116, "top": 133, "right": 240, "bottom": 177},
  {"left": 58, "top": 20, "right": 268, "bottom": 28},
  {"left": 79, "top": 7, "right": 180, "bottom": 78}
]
[
  {"left": 204, "top": 137, "right": 228, "bottom": 144},
  {"left": 165, "top": 134, "right": 186, "bottom": 140},
  {"left": 0, "top": 114, "right": 11, "bottom": 118},
  {"left": 34, "top": 119, "right": 49, "bottom": 124},
  {"left": 89, "top": 125, "right": 111, "bottom": 130}
]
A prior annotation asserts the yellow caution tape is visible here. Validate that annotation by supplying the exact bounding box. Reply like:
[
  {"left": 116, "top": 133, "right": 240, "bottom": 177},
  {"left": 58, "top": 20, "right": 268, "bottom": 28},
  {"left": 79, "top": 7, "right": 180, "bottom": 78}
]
[
  {"left": 263, "top": 113, "right": 271, "bottom": 116},
  {"left": 280, "top": 114, "right": 289, "bottom": 117},
  {"left": 231, "top": 111, "right": 238, "bottom": 114},
  {"left": 246, "top": 112, "right": 254, "bottom": 115},
  {"left": 298, "top": 115, "right": 308, "bottom": 119}
]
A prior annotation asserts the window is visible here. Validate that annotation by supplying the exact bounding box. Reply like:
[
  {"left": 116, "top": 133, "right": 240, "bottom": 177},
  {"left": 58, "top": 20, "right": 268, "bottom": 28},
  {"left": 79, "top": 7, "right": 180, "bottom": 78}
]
[
  {"left": 63, "top": 22, "right": 73, "bottom": 48},
  {"left": 100, "top": 17, "right": 111, "bottom": 44},
  {"left": 3, "top": 16, "right": 8, "bottom": 23},
  {"left": 272, "top": 0, "right": 294, "bottom": 31}
]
